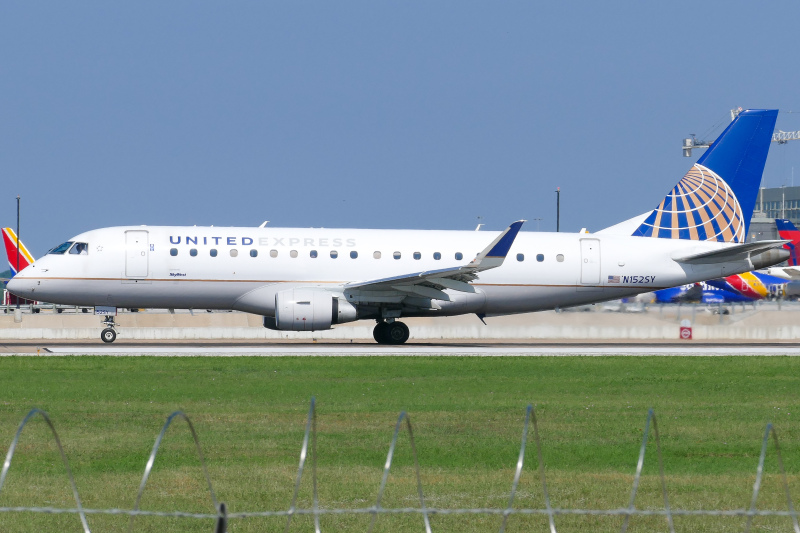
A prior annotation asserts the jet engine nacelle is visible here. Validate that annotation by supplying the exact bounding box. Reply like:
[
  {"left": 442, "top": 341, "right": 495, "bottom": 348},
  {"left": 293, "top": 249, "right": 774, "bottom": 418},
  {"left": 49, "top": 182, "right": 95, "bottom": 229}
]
[
  {"left": 264, "top": 289, "right": 357, "bottom": 331},
  {"left": 750, "top": 248, "right": 791, "bottom": 270}
]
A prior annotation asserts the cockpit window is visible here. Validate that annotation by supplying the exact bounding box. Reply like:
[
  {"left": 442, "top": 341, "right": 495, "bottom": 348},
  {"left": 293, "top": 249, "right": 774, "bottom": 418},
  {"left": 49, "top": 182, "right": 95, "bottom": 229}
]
[
  {"left": 69, "top": 242, "right": 89, "bottom": 255},
  {"left": 48, "top": 241, "right": 74, "bottom": 255}
]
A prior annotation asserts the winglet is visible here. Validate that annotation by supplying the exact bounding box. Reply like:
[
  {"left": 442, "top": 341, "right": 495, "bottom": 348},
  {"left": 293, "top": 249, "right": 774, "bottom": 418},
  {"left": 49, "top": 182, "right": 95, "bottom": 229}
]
[{"left": 468, "top": 220, "right": 525, "bottom": 270}]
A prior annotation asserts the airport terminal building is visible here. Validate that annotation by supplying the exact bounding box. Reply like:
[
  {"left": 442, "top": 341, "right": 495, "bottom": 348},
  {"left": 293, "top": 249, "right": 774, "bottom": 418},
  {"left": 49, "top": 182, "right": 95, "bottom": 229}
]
[{"left": 757, "top": 185, "right": 800, "bottom": 225}]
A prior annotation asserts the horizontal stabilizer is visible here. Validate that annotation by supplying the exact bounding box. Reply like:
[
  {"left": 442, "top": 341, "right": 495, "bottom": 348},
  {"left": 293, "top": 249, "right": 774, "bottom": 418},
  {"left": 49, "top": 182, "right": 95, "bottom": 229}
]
[{"left": 673, "top": 240, "right": 788, "bottom": 264}]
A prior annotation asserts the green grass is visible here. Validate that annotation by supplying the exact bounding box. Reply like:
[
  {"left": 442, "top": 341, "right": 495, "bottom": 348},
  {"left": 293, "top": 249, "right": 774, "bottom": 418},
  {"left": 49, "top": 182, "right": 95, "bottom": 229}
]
[{"left": 0, "top": 356, "right": 798, "bottom": 532}]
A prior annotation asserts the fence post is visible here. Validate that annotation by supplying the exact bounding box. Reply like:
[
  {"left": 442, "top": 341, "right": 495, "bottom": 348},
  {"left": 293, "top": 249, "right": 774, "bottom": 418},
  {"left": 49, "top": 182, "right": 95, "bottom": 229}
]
[{"left": 214, "top": 502, "right": 227, "bottom": 533}]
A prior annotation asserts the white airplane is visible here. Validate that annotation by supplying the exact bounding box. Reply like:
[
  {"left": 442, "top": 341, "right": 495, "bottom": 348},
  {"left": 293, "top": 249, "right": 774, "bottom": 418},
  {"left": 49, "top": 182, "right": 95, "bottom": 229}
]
[{"left": 7, "top": 109, "right": 789, "bottom": 344}]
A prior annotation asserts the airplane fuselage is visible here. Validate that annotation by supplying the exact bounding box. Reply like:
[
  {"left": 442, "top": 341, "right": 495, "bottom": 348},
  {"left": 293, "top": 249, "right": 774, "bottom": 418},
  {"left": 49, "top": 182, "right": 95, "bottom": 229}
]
[{"left": 9, "top": 225, "right": 756, "bottom": 318}]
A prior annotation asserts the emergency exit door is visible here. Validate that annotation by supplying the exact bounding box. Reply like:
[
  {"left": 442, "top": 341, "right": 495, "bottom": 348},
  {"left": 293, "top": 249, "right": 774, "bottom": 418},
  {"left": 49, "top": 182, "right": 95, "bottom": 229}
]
[
  {"left": 125, "top": 230, "right": 149, "bottom": 277},
  {"left": 580, "top": 238, "right": 601, "bottom": 285}
]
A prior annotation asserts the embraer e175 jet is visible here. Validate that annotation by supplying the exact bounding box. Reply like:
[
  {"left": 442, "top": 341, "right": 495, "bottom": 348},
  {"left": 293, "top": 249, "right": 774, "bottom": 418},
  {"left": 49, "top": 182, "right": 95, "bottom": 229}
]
[{"left": 7, "top": 109, "right": 789, "bottom": 344}]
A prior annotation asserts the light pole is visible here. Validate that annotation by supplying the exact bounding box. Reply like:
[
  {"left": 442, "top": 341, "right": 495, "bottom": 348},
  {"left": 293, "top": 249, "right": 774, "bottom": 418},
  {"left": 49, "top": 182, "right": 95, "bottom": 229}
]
[{"left": 555, "top": 187, "right": 560, "bottom": 232}]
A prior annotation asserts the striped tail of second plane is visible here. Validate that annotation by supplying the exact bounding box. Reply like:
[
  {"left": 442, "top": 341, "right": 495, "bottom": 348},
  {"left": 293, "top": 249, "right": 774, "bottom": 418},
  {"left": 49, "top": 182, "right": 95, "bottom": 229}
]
[{"left": 2, "top": 228, "right": 34, "bottom": 277}]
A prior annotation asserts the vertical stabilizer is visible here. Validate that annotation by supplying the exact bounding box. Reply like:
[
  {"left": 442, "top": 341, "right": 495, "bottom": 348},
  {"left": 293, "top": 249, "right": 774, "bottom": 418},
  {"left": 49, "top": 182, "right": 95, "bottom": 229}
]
[
  {"left": 776, "top": 219, "right": 800, "bottom": 266},
  {"left": 2, "top": 228, "right": 34, "bottom": 276},
  {"left": 633, "top": 109, "right": 778, "bottom": 243}
]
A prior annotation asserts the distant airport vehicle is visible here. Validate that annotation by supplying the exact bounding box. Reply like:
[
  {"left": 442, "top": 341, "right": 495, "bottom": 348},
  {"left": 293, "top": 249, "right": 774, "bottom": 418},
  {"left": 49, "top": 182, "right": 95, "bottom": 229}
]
[{"left": 7, "top": 109, "right": 790, "bottom": 343}]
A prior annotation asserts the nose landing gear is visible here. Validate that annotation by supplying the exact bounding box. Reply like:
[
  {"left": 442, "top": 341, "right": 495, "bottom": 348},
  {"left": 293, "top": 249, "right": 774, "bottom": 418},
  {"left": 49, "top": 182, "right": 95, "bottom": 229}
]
[
  {"left": 373, "top": 320, "right": 409, "bottom": 345},
  {"left": 100, "top": 315, "right": 118, "bottom": 343}
]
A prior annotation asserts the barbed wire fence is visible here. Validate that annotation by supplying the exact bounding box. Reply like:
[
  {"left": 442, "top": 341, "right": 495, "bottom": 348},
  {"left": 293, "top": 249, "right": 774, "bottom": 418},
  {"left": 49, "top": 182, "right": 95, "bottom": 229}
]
[{"left": 0, "top": 398, "right": 798, "bottom": 532}]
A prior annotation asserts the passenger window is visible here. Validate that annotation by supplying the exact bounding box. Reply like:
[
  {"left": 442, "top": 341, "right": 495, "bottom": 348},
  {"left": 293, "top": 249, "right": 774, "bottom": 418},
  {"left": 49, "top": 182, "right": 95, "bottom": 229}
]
[
  {"left": 330, "top": 250, "right": 338, "bottom": 258},
  {"left": 517, "top": 253, "right": 524, "bottom": 261},
  {"left": 170, "top": 248, "right": 178, "bottom": 256},
  {"left": 350, "top": 251, "right": 358, "bottom": 259},
  {"left": 230, "top": 249, "right": 238, "bottom": 257},
  {"left": 393, "top": 251, "right": 401, "bottom": 260},
  {"left": 69, "top": 242, "right": 88, "bottom": 255},
  {"left": 413, "top": 252, "right": 421, "bottom": 260},
  {"left": 270, "top": 249, "right": 278, "bottom": 258},
  {"left": 48, "top": 242, "right": 74, "bottom": 255},
  {"left": 536, "top": 254, "right": 544, "bottom": 262},
  {"left": 556, "top": 254, "right": 564, "bottom": 262},
  {"left": 310, "top": 250, "right": 318, "bottom": 258},
  {"left": 290, "top": 250, "right": 298, "bottom": 258},
  {"left": 433, "top": 252, "right": 441, "bottom": 260},
  {"left": 455, "top": 252, "right": 463, "bottom": 260},
  {"left": 250, "top": 249, "right": 258, "bottom": 258},
  {"left": 210, "top": 249, "right": 218, "bottom": 257},
  {"left": 190, "top": 249, "right": 198, "bottom": 257},
  {"left": 373, "top": 251, "right": 381, "bottom": 259}
]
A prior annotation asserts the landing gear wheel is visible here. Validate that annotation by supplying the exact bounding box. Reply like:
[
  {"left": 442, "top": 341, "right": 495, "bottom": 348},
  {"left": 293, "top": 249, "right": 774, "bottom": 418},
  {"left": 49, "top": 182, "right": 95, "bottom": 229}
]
[
  {"left": 385, "top": 321, "right": 410, "bottom": 345},
  {"left": 101, "top": 328, "right": 117, "bottom": 343},
  {"left": 373, "top": 322, "right": 390, "bottom": 344}
]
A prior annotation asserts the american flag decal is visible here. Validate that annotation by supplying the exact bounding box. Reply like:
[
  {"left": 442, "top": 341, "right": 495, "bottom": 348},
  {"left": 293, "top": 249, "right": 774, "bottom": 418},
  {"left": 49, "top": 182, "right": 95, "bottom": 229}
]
[{"left": 608, "top": 275, "right": 620, "bottom": 284}]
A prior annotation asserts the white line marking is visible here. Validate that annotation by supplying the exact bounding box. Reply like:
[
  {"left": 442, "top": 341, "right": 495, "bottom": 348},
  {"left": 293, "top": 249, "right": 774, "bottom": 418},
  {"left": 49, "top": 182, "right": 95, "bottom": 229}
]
[{"left": 15, "top": 345, "right": 800, "bottom": 356}]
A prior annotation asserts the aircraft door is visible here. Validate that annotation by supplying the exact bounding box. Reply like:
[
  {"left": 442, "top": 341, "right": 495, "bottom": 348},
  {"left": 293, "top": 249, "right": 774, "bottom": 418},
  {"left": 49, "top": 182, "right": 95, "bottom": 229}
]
[
  {"left": 579, "top": 238, "right": 601, "bottom": 285},
  {"left": 125, "top": 230, "right": 149, "bottom": 277}
]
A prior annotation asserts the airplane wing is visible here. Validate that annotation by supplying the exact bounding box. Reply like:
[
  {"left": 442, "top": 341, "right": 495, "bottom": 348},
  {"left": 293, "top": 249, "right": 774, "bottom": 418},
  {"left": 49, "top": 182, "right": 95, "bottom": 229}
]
[
  {"left": 342, "top": 220, "right": 525, "bottom": 303},
  {"left": 672, "top": 240, "right": 789, "bottom": 264}
]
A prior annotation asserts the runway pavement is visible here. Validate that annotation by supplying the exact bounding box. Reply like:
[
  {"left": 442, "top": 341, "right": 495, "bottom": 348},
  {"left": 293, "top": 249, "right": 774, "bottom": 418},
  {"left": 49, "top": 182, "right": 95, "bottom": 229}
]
[{"left": 3, "top": 341, "right": 800, "bottom": 356}]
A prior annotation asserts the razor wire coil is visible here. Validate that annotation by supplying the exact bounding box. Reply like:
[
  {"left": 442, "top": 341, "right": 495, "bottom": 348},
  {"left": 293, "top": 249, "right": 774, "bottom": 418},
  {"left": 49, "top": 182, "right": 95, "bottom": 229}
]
[{"left": 0, "top": 400, "right": 798, "bottom": 532}]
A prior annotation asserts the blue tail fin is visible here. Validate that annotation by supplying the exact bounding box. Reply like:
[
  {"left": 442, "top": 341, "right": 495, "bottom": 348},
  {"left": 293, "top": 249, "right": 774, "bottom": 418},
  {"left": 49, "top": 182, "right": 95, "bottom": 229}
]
[{"left": 633, "top": 109, "right": 778, "bottom": 243}]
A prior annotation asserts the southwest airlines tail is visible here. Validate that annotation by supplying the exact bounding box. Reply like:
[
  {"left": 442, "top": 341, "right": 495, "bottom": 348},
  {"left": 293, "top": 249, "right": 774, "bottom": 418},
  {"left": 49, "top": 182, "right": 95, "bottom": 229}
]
[
  {"left": 2, "top": 228, "right": 34, "bottom": 276},
  {"left": 776, "top": 219, "right": 800, "bottom": 266},
  {"left": 632, "top": 109, "right": 778, "bottom": 242}
]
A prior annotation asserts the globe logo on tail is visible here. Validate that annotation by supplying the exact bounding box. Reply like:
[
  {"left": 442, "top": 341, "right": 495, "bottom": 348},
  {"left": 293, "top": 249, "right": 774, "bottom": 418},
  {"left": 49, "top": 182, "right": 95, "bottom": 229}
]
[{"left": 633, "top": 164, "right": 745, "bottom": 243}]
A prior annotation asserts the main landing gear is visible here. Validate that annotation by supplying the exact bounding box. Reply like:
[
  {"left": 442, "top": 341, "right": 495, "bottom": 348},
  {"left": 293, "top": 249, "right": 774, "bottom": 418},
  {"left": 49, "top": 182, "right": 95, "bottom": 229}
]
[
  {"left": 373, "top": 320, "right": 410, "bottom": 345},
  {"left": 100, "top": 315, "right": 118, "bottom": 343}
]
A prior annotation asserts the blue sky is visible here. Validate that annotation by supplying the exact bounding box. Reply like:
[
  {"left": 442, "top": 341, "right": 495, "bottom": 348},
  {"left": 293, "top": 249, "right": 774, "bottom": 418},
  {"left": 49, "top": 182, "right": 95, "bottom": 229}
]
[{"left": 3, "top": 2, "right": 800, "bottom": 256}]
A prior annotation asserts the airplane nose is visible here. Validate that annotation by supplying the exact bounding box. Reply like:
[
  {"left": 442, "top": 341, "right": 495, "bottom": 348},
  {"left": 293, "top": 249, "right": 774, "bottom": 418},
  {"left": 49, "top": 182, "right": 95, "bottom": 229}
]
[{"left": 6, "top": 276, "right": 31, "bottom": 297}]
